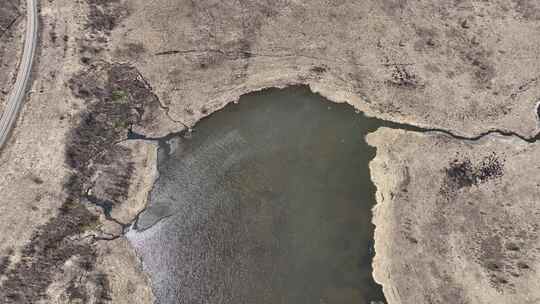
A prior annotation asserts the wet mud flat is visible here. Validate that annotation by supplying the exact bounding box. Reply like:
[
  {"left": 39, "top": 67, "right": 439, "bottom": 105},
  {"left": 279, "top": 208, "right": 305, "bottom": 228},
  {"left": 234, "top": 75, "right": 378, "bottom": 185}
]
[{"left": 127, "top": 87, "right": 392, "bottom": 304}]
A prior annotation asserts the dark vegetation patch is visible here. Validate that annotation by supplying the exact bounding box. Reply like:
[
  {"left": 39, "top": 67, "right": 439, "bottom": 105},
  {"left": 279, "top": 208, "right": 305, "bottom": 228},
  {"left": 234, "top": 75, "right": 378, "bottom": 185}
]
[
  {"left": 0, "top": 62, "right": 158, "bottom": 303},
  {"left": 67, "top": 280, "right": 90, "bottom": 304},
  {"left": 310, "top": 65, "right": 327, "bottom": 74},
  {"left": 65, "top": 270, "right": 112, "bottom": 304},
  {"left": 401, "top": 216, "right": 419, "bottom": 245},
  {"left": 81, "top": 0, "right": 129, "bottom": 65},
  {"left": 80, "top": 44, "right": 103, "bottom": 65},
  {"left": 387, "top": 65, "right": 421, "bottom": 89},
  {"left": 434, "top": 152, "right": 535, "bottom": 293},
  {"left": 0, "top": 1, "right": 144, "bottom": 301},
  {"left": 476, "top": 225, "right": 537, "bottom": 292},
  {"left": 67, "top": 62, "right": 161, "bottom": 172},
  {"left": 86, "top": 144, "right": 135, "bottom": 212},
  {"left": 93, "top": 273, "right": 113, "bottom": 302},
  {"left": 0, "top": 193, "right": 100, "bottom": 303},
  {"left": 86, "top": 0, "right": 128, "bottom": 35},
  {"left": 115, "top": 42, "right": 146, "bottom": 60},
  {"left": 536, "top": 101, "right": 540, "bottom": 121},
  {"left": 441, "top": 152, "right": 504, "bottom": 196},
  {"left": 49, "top": 21, "right": 59, "bottom": 46},
  {"left": 67, "top": 62, "right": 162, "bottom": 219},
  {"left": 0, "top": 248, "right": 13, "bottom": 276}
]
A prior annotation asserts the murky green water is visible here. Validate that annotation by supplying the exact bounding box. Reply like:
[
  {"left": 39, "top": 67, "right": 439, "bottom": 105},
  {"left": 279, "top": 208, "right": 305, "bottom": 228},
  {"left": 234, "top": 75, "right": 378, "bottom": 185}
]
[{"left": 127, "top": 87, "right": 388, "bottom": 304}]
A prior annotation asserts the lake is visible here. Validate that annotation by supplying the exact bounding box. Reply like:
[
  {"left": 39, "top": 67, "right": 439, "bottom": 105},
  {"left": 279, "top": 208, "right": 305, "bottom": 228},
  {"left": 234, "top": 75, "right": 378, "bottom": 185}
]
[{"left": 127, "top": 86, "right": 388, "bottom": 304}]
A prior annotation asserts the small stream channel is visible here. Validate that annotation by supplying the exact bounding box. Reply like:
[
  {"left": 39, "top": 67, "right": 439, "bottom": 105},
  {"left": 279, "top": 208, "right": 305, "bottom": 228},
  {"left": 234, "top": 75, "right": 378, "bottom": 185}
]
[{"left": 127, "top": 86, "right": 396, "bottom": 304}]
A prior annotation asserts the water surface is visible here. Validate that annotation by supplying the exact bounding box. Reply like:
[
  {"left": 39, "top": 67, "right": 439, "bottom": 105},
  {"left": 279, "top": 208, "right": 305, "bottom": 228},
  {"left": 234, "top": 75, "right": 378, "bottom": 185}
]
[{"left": 127, "top": 87, "right": 388, "bottom": 304}]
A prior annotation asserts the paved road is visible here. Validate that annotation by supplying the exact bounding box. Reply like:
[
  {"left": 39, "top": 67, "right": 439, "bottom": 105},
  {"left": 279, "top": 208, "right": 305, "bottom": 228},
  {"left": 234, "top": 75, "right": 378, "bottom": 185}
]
[{"left": 0, "top": 0, "right": 38, "bottom": 149}]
